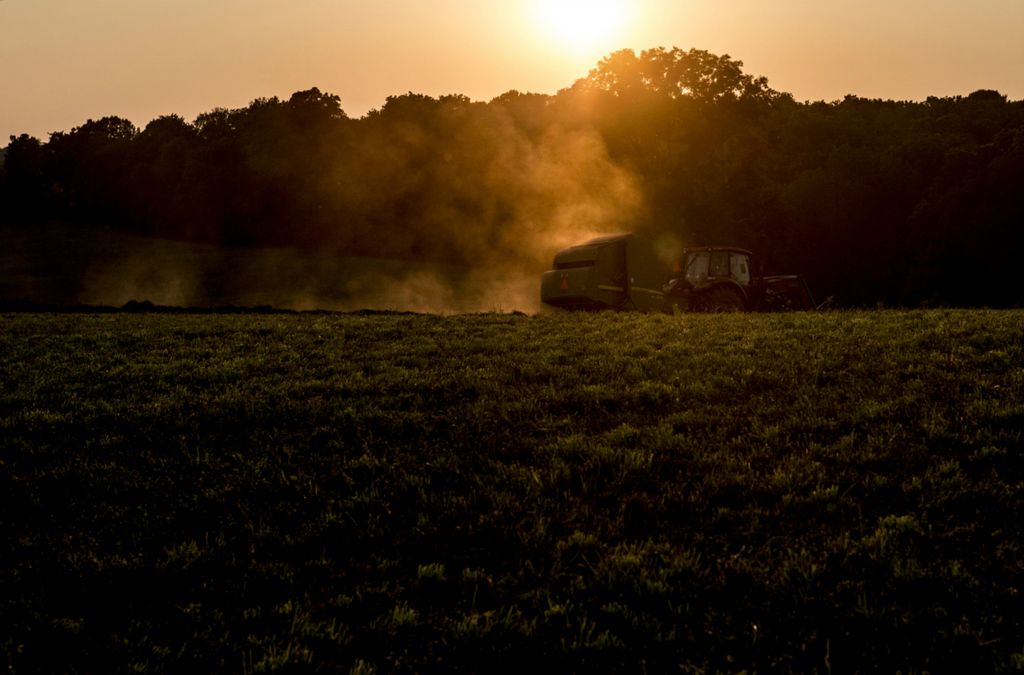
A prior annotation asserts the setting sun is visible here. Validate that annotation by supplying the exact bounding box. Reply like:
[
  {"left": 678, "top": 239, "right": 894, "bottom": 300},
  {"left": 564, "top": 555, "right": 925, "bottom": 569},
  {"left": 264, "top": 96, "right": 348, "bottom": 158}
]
[{"left": 532, "top": 0, "right": 628, "bottom": 52}]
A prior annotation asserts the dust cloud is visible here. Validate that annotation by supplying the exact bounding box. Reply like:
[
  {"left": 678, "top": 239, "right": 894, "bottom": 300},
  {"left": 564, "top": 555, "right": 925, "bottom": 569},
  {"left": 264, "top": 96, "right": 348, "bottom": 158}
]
[
  {"left": 2, "top": 112, "right": 643, "bottom": 313},
  {"left": 310, "top": 112, "right": 644, "bottom": 313}
]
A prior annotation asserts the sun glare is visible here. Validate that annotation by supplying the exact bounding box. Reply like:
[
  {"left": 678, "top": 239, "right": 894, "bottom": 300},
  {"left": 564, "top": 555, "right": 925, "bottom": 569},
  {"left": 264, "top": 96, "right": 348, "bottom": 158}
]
[{"left": 532, "top": 0, "right": 627, "bottom": 53}]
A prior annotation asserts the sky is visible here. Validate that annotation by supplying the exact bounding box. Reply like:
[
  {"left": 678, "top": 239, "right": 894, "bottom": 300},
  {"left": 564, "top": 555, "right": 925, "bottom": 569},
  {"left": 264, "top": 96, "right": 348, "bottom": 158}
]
[{"left": 2, "top": 0, "right": 1023, "bottom": 142}]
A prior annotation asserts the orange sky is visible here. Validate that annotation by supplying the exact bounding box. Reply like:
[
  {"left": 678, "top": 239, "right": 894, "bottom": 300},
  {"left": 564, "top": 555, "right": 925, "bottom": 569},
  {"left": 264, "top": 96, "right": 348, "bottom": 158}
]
[{"left": 2, "top": 0, "right": 1023, "bottom": 141}]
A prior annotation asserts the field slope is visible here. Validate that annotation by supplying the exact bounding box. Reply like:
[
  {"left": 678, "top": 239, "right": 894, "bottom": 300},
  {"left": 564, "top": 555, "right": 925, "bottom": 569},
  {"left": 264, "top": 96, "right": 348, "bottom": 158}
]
[{"left": 2, "top": 310, "right": 1024, "bottom": 672}]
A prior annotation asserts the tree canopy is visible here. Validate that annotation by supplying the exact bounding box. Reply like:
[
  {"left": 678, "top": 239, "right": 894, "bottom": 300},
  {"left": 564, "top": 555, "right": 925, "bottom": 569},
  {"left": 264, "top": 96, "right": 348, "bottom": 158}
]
[
  {"left": 3, "top": 48, "right": 1023, "bottom": 307},
  {"left": 577, "top": 47, "right": 791, "bottom": 106}
]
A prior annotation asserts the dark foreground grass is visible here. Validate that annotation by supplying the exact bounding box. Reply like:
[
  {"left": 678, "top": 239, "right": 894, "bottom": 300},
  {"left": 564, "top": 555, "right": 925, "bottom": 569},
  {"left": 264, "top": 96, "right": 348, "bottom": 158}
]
[{"left": 2, "top": 310, "right": 1024, "bottom": 673}]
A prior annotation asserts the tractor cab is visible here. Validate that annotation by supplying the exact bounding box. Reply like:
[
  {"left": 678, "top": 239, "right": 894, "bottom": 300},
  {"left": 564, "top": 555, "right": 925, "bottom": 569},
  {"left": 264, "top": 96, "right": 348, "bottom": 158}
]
[
  {"left": 665, "top": 247, "right": 753, "bottom": 312},
  {"left": 680, "top": 247, "right": 752, "bottom": 286}
]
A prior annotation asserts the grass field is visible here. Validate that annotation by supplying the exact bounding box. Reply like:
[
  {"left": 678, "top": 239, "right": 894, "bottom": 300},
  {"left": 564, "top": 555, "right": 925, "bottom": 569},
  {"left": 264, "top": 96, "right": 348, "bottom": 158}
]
[{"left": 3, "top": 310, "right": 1024, "bottom": 673}]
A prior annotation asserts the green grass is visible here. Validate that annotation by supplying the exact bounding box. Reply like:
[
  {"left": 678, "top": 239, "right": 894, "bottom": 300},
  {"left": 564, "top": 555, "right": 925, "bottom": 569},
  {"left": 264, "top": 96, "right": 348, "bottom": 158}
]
[{"left": 2, "top": 310, "right": 1024, "bottom": 672}]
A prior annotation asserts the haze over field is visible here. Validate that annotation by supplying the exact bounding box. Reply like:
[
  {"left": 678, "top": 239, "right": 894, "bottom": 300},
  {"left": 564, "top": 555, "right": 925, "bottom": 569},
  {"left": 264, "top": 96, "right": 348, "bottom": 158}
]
[{"left": 2, "top": 0, "right": 1023, "bottom": 141}]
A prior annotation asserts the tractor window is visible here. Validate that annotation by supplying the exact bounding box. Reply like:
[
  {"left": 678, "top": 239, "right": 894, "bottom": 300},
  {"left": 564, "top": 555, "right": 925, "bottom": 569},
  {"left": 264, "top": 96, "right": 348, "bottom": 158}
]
[
  {"left": 709, "top": 251, "right": 729, "bottom": 277},
  {"left": 685, "top": 252, "right": 708, "bottom": 281},
  {"left": 730, "top": 254, "right": 751, "bottom": 284}
]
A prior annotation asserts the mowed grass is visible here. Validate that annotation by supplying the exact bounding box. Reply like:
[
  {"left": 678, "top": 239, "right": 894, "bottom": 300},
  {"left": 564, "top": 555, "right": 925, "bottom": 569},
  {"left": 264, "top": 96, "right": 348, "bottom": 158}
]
[{"left": 2, "top": 310, "right": 1024, "bottom": 673}]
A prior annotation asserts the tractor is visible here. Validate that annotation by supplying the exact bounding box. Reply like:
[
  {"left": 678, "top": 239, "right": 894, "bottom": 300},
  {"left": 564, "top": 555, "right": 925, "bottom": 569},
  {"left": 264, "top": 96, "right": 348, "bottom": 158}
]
[
  {"left": 663, "top": 245, "right": 816, "bottom": 312},
  {"left": 540, "top": 234, "right": 815, "bottom": 312}
]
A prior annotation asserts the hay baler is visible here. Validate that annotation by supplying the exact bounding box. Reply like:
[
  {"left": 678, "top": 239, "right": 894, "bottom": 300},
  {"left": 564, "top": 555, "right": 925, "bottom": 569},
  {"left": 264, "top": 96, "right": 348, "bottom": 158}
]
[{"left": 540, "top": 234, "right": 666, "bottom": 312}]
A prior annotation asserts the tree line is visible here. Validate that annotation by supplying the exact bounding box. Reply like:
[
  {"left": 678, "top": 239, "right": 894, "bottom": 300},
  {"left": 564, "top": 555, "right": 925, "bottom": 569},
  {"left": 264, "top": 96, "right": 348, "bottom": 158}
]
[{"left": 3, "top": 47, "right": 1023, "bottom": 307}]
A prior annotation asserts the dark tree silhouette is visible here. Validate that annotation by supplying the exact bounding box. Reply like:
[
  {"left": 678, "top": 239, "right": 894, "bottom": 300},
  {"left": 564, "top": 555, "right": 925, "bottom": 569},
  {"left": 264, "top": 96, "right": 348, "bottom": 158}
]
[
  {"left": 3, "top": 49, "right": 1024, "bottom": 307},
  {"left": 576, "top": 47, "right": 791, "bottom": 105},
  {"left": 2, "top": 134, "right": 49, "bottom": 220}
]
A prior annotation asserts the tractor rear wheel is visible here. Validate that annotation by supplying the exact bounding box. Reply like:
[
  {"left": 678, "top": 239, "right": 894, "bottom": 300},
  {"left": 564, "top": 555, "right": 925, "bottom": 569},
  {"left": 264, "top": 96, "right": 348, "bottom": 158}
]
[{"left": 705, "top": 287, "right": 744, "bottom": 312}]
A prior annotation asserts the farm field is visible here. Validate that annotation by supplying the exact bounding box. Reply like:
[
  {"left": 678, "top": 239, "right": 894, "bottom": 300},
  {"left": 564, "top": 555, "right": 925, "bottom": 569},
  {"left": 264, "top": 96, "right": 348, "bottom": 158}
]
[{"left": 2, "top": 310, "right": 1024, "bottom": 672}]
